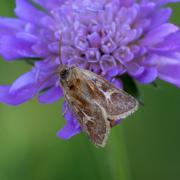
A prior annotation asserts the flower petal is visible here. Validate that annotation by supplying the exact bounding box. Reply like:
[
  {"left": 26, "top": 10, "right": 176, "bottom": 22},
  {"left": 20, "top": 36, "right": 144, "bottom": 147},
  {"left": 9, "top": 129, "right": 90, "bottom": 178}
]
[
  {"left": 0, "top": 85, "right": 35, "bottom": 105},
  {"left": 38, "top": 86, "right": 63, "bottom": 104},
  {"left": 135, "top": 67, "right": 158, "bottom": 84},
  {"left": 120, "top": 0, "right": 134, "bottom": 7},
  {"left": 140, "top": 0, "right": 180, "bottom": 5},
  {"left": 15, "top": 0, "right": 46, "bottom": 23},
  {"left": 126, "top": 62, "right": 145, "bottom": 76},
  {"left": 0, "top": 69, "right": 40, "bottom": 105},
  {"left": 100, "top": 55, "right": 118, "bottom": 76},
  {"left": 0, "top": 18, "right": 24, "bottom": 35},
  {"left": 57, "top": 123, "right": 81, "bottom": 140},
  {"left": 150, "top": 32, "right": 180, "bottom": 54},
  {"left": 156, "top": 0, "right": 180, "bottom": 5},
  {"left": 57, "top": 104, "right": 81, "bottom": 139},
  {"left": 141, "top": 23, "right": 179, "bottom": 46},
  {"left": 32, "top": 0, "right": 65, "bottom": 10},
  {"left": 10, "top": 70, "right": 36, "bottom": 93},
  {"left": 0, "top": 35, "right": 37, "bottom": 61},
  {"left": 111, "top": 78, "right": 123, "bottom": 89},
  {"left": 150, "top": 8, "right": 172, "bottom": 29},
  {"left": 157, "top": 55, "right": 180, "bottom": 87}
]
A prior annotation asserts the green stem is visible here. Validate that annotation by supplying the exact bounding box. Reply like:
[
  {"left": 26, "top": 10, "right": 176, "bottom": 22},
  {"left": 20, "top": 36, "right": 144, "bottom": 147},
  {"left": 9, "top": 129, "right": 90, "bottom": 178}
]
[{"left": 106, "top": 126, "right": 131, "bottom": 180}]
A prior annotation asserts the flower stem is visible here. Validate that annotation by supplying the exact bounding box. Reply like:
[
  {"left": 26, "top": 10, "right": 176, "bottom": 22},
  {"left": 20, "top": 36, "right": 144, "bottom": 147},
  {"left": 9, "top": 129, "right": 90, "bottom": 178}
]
[{"left": 106, "top": 126, "right": 131, "bottom": 180}]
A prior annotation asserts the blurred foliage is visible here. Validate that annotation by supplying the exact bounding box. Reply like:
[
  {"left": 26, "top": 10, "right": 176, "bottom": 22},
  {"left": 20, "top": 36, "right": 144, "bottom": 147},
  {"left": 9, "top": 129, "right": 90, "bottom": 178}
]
[{"left": 0, "top": 1, "right": 180, "bottom": 180}]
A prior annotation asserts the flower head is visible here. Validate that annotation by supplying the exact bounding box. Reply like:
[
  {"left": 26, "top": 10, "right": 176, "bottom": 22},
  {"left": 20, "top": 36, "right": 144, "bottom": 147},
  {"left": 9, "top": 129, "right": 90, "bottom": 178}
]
[{"left": 0, "top": 0, "right": 180, "bottom": 140}]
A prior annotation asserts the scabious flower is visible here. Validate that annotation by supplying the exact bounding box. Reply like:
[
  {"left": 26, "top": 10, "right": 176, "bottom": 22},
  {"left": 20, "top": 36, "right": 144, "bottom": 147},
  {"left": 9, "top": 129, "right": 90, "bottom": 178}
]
[{"left": 0, "top": 0, "right": 180, "bottom": 140}]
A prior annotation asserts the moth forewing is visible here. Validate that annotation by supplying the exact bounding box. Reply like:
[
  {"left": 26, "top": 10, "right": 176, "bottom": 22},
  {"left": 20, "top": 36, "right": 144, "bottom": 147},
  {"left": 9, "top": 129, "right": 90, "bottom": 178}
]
[
  {"left": 107, "top": 89, "right": 139, "bottom": 120},
  {"left": 79, "top": 68, "right": 139, "bottom": 119},
  {"left": 92, "top": 101, "right": 111, "bottom": 148}
]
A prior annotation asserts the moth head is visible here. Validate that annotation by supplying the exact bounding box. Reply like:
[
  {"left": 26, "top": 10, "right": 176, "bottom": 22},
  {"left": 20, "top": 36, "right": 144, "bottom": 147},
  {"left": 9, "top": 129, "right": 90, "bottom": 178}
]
[{"left": 59, "top": 65, "right": 70, "bottom": 80}]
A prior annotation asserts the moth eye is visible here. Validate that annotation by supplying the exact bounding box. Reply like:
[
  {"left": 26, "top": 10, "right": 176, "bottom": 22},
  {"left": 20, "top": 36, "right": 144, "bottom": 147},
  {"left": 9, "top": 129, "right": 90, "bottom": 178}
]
[{"left": 60, "top": 69, "right": 69, "bottom": 79}]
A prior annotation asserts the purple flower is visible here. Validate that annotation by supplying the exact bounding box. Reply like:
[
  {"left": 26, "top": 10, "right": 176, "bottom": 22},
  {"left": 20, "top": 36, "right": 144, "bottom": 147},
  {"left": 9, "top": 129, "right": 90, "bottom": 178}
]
[{"left": 0, "top": 0, "right": 180, "bottom": 140}]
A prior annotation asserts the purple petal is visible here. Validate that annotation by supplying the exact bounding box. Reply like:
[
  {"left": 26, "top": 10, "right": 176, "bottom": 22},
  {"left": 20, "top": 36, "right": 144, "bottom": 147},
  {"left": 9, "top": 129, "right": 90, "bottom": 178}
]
[
  {"left": 0, "top": 85, "right": 36, "bottom": 105},
  {"left": 120, "top": 0, "right": 134, "bottom": 7},
  {"left": 61, "top": 46, "right": 77, "bottom": 64},
  {"left": 89, "top": 63, "right": 102, "bottom": 75},
  {"left": 150, "top": 8, "right": 172, "bottom": 29},
  {"left": 141, "top": 23, "right": 179, "bottom": 46},
  {"left": 32, "top": 42, "right": 50, "bottom": 57},
  {"left": 75, "top": 36, "right": 89, "bottom": 51},
  {"left": 126, "top": 62, "right": 145, "bottom": 76},
  {"left": 0, "top": 62, "right": 58, "bottom": 106},
  {"left": 16, "top": 32, "right": 38, "bottom": 43},
  {"left": 114, "top": 46, "right": 134, "bottom": 63},
  {"left": 38, "top": 86, "right": 63, "bottom": 104},
  {"left": 150, "top": 32, "right": 180, "bottom": 54},
  {"left": 32, "top": 0, "right": 65, "bottom": 10},
  {"left": 157, "top": 55, "right": 180, "bottom": 87},
  {"left": 156, "top": 0, "right": 180, "bottom": 5},
  {"left": 111, "top": 78, "right": 123, "bottom": 89},
  {"left": 0, "top": 18, "right": 24, "bottom": 35},
  {"left": 87, "top": 32, "right": 101, "bottom": 48},
  {"left": 86, "top": 48, "right": 100, "bottom": 63},
  {"left": 133, "top": 3, "right": 155, "bottom": 30},
  {"left": 135, "top": 67, "right": 158, "bottom": 84},
  {"left": 10, "top": 70, "right": 36, "bottom": 93},
  {"left": 15, "top": 0, "right": 46, "bottom": 23},
  {"left": 140, "top": 0, "right": 180, "bottom": 5},
  {"left": 100, "top": 55, "right": 119, "bottom": 76},
  {"left": 101, "top": 36, "right": 117, "bottom": 54},
  {"left": 57, "top": 123, "right": 81, "bottom": 140},
  {"left": 57, "top": 103, "right": 81, "bottom": 139},
  {"left": 0, "top": 69, "right": 40, "bottom": 105},
  {"left": 0, "top": 35, "right": 37, "bottom": 61},
  {"left": 115, "top": 119, "right": 121, "bottom": 126}
]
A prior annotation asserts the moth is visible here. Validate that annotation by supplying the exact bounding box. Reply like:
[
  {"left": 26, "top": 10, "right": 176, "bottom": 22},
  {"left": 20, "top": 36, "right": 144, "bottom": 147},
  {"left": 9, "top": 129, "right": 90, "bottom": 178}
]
[
  {"left": 56, "top": 37, "right": 139, "bottom": 148},
  {"left": 59, "top": 65, "right": 138, "bottom": 147}
]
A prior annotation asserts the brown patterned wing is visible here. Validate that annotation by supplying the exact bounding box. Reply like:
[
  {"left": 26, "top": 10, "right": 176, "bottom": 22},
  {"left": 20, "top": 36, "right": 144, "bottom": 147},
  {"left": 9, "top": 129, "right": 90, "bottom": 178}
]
[
  {"left": 65, "top": 94, "right": 110, "bottom": 147},
  {"left": 106, "top": 89, "right": 139, "bottom": 119},
  {"left": 62, "top": 68, "right": 111, "bottom": 147},
  {"left": 81, "top": 69, "right": 139, "bottom": 120},
  {"left": 70, "top": 100, "right": 110, "bottom": 147}
]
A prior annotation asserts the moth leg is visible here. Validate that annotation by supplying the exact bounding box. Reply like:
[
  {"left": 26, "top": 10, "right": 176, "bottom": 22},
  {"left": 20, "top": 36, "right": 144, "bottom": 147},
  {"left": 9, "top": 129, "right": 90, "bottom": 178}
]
[
  {"left": 108, "top": 118, "right": 116, "bottom": 128},
  {"left": 63, "top": 103, "right": 68, "bottom": 116},
  {"left": 63, "top": 95, "right": 69, "bottom": 116}
]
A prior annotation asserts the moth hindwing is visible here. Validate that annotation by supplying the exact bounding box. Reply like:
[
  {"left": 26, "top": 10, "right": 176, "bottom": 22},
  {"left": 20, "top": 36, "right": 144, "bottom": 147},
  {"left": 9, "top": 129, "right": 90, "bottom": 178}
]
[{"left": 59, "top": 65, "right": 139, "bottom": 147}]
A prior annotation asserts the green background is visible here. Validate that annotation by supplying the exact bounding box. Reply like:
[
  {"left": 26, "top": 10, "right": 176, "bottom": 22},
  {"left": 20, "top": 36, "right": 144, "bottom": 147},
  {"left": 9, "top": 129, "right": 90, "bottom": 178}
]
[{"left": 0, "top": 1, "right": 180, "bottom": 180}]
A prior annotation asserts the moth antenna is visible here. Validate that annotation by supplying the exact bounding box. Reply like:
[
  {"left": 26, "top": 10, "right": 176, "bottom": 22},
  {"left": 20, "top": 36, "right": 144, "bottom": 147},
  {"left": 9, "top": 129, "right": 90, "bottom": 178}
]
[
  {"left": 34, "top": 33, "right": 63, "bottom": 98},
  {"left": 58, "top": 33, "right": 63, "bottom": 65},
  {"left": 32, "top": 33, "right": 63, "bottom": 99}
]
